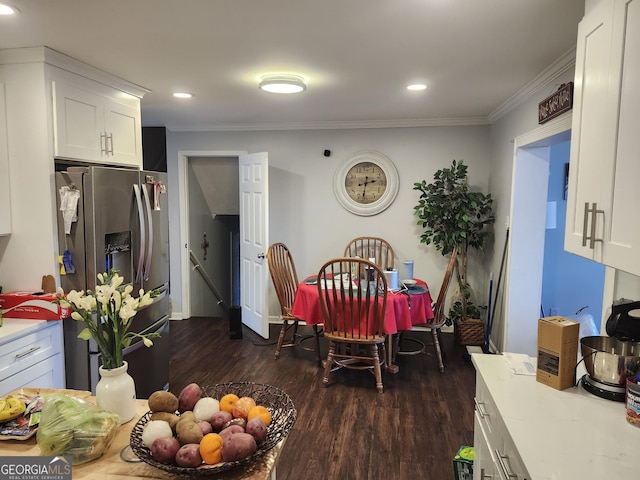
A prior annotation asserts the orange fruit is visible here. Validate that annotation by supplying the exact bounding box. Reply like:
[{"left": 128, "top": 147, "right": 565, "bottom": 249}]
[
  {"left": 232, "top": 396, "right": 256, "bottom": 419},
  {"left": 219, "top": 393, "right": 239, "bottom": 414},
  {"left": 199, "top": 433, "right": 223, "bottom": 465},
  {"left": 247, "top": 405, "right": 272, "bottom": 426}
]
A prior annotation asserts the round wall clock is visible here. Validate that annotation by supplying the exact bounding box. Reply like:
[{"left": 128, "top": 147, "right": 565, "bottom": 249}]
[{"left": 333, "top": 150, "right": 399, "bottom": 216}]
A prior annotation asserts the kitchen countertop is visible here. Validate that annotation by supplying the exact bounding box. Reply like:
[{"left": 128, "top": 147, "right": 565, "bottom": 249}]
[
  {"left": 472, "top": 353, "right": 637, "bottom": 480},
  {"left": 3, "top": 397, "right": 285, "bottom": 479},
  {"left": 0, "top": 318, "right": 57, "bottom": 345}
]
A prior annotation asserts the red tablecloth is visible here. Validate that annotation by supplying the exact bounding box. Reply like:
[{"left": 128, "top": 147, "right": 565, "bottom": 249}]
[{"left": 291, "top": 278, "right": 434, "bottom": 334}]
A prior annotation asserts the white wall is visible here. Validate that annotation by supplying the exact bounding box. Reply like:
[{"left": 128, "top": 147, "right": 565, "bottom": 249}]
[{"left": 166, "top": 126, "right": 491, "bottom": 320}]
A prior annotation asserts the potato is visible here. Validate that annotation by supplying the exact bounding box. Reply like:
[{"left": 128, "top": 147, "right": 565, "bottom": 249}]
[
  {"left": 148, "top": 390, "right": 179, "bottom": 413},
  {"left": 141, "top": 420, "right": 173, "bottom": 448},
  {"left": 219, "top": 424, "right": 244, "bottom": 443},
  {"left": 151, "top": 436, "right": 180, "bottom": 464},
  {"left": 221, "top": 432, "right": 257, "bottom": 462},
  {"left": 150, "top": 412, "right": 180, "bottom": 431},
  {"left": 175, "top": 443, "right": 202, "bottom": 468},
  {"left": 176, "top": 419, "right": 204, "bottom": 445},
  {"left": 197, "top": 420, "right": 213, "bottom": 436},
  {"left": 210, "top": 411, "right": 232, "bottom": 432},
  {"left": 177, "top": 411, "right": 196, "bottom": 424},
  {"left": 178, "top": 383, "right": 202, "bottom": 412},
  {"left": 245, "top": 417, "right": 268, "bottom": 444}
]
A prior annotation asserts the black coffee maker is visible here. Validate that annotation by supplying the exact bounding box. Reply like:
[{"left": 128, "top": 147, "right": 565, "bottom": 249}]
[{"left": 605, "top": 300, "right": 640, "bottom": 342}]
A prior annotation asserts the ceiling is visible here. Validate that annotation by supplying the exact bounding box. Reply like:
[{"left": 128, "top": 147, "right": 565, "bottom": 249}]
[{"left": 0, "top": 0, "right": 585, "bottom": 131}]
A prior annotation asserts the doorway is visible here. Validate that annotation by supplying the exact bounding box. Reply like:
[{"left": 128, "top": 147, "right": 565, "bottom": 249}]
[{"left": 501, "top": 116, "right": 607, "bottom": 357}]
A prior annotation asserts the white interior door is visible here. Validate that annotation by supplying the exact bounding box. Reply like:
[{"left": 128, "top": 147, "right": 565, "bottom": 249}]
[{"left": 239, "top": 152, "right": 269, "bottom": 338}]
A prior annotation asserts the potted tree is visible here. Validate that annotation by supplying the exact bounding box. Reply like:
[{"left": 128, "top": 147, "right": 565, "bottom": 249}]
[{"left": 413, "top": 159, "right": 495, "bottom": 345}]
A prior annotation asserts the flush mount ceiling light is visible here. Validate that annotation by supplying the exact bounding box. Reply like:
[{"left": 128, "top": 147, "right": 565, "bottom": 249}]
[
  {"left": 173, "top": 92, "right": 194, "bottom": 99},
  {"left": 259, "top": 74, "right": 306, "bottom": 94},
  {"left": 0, "top": 3, "right": 18, "bottom": 14},
  {"left": 407, "top": 84, "right": 427, "bottom": 91}
]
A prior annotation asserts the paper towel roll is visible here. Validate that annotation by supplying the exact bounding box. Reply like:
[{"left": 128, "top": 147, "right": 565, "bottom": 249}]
[{"left": 384, "top": 270, "right": 398, "bottom": 290}]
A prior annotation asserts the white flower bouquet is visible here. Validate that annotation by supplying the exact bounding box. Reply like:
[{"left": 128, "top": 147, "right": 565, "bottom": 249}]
[{"left": 54, "top": 270, "right": 159, "bottom": 370}]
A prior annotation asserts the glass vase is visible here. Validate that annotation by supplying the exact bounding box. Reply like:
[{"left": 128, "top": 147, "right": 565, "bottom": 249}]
[{"left": 96, "top": 360, "right": 136, "bottom": 424}]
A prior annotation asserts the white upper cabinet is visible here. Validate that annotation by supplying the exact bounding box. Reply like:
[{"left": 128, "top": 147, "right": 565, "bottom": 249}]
[
  {"left": 0, "top": 81, "right": 11, "bottom": 235},
  {"left": 566, "top": 0, "right": 640, "bottom": 276},
  {"left": 52, "top": 71, "right": 142, "bottom": 167}
]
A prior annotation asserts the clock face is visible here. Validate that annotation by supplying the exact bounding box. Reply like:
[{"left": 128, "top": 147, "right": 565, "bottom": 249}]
[
  {"left": 345, "top": 162, "right": 388, "bottom": 204},
  {"left": 333, "top": 151, "right": 399, "bottom": 216}
]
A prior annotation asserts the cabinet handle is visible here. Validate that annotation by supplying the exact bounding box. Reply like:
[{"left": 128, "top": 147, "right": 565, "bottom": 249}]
[
  {"left": 100, "top": 132, "right": 108, "bottom": 155},
  {"left": 480, "top": 469, "right": 493, "bottom": 480},
  {"left": 15, "top": 346, "right": 42, "bottom": 359},
  {"left": 495, "top": 449, "right": 518, "bottom": 479},
  {"left": 106, "top": 133, "right": 114, "bottom": 156},
  {"left": 583, "top": 202, "right": 605, "bottom": 249},
  {"left": 474, "top": 397, "right": 489, "bottom": 419}
]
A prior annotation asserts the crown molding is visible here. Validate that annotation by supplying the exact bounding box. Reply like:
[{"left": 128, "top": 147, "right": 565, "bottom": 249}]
[
  {"left": 488, "top": 47, "right": 576, "bottom": 124},
  {"left": 165, "top": 116, "right": 491, "bottom": 132}
]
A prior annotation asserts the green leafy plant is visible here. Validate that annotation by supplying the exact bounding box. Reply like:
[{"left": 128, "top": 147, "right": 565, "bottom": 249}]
[{"left": 413, "top": 159, "right": 495, "bottom": 324}]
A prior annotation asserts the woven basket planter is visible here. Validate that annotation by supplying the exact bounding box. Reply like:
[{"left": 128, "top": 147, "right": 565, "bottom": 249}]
[{"left": 454, "top": 318, "right": 485, "bottom": 346}]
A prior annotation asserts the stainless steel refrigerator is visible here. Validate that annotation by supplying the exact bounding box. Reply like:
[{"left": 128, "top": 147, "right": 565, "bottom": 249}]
[{"left": 55, "top": 166, "right": 170, "bottom": 397}]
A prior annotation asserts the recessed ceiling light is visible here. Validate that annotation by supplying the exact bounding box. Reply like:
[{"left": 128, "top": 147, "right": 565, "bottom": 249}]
[
  {"left": 173, "top": 92, "right": 194, "bottom": 99},
  {"left": 259, "top": 74, "right": 306, "bottom": 94},
  {"left": 407, "top": 84, "right": 427, "bottom": 91},
  {"left": 0, "top": 3, "right": 18, "bottom": 14}
]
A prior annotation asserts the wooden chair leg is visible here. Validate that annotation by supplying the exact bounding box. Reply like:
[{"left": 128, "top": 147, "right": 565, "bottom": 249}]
[
  {"left": 432, "top": 327, "right": 445, "bottom": 373},
  {"left": 313, "top": 325, "right": 321, "bottom": 366},
  {"left": 372, "top": 344, "right": 383, "bottom": 393},
  {"left": 323, "top": 342, "right": 335, "bottom": 388},
  {"left": 275, "top": 320, "right": 289, "bottom": 359}
]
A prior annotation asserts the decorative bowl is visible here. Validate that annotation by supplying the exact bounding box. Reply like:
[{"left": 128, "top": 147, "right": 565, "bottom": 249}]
[
  {"left": 581, "top": 336, "right": 640, "bottom": 386},
  {"left": 129, "top": 382, "right": 296, "bottom": 476},
  {"left": 402, "top": 279, "right": 417, "bottom": 288}
]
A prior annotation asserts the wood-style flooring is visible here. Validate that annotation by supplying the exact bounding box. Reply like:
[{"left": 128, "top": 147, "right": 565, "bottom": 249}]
[{"left": 169, "top": 318, "right": 477, "bottom": 480}]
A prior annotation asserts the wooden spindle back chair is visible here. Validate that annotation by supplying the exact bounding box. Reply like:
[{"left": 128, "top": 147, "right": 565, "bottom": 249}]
[{"left": 344, "top": 237, "right": 395, "bottom": 271}]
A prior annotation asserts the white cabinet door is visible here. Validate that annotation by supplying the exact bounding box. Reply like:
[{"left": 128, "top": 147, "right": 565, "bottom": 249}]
[
  {"left": 53, "top": 78, "right": 142, "bottom": 167},
  {"left": 104, "top": 98, "right": 141, "bottom": 166},
  {"left": 565, "top": 0, "right": 616, "bottom": 262},
  {"left": 53, "top": 80, "right": 103, "bottom": 162},
  {"left": 0, "top": 81, "right": 11, "bottom": 235},
  {"left": 604, "top": 0, "right": 640, "bottom": 274},
  {"left": 473, "top": 414, "right": 497, "bottom": 480}
]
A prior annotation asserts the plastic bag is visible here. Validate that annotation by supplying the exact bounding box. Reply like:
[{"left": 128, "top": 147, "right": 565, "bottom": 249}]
[{"left": 36, "top": 394, "right": 119, "bottom": 464}]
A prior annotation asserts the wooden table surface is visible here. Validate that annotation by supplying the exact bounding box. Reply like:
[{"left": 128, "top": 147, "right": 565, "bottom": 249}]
[{"left": 3, "top": 398, "right": 284, "bottom": 479}]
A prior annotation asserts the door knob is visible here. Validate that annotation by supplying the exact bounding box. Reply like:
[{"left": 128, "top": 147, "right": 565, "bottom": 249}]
[{"left": 258, "top": 253, "right": 265, "bottom": 259}]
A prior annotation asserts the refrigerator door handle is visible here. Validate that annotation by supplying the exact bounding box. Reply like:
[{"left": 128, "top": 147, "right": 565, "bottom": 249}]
[
  {"left": 141, "top": 182, "right": 154, "bottom": 282},
  {"left": 133, "top": 184, "right": 146, "bottom": 285}
]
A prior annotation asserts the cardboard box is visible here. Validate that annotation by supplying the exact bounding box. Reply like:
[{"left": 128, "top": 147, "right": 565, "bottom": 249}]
[
  {"left": 537, "top": 316, "right": 579, "bottom": 390},
  {"left": 453, "top": 446, "right": 474, "bottom": 480},
  {"left": 0, "top": 291, "right": 70, "bottom": 320}
]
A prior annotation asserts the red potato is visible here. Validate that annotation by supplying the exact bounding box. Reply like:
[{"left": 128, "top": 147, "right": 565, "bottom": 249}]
[
  {"left": 150, "top": 436, "right": 180, "bottom": 464},
  {"left": 221, "top": 432, "right": 257, "bottom": 462},
  {"left": 210, "top": 411, "right": 233, "bottom": 432},
  {"left": 175, "top": 443, "right": 202, "bottom": 468},
  {"left": 219, "top": 424, "right": 244, "bottom": 443},
  {"left": 178, "top": 383, "right": 202, "bottom": 412},
  {"left": 197, "top": 420, "right": 213, "bottom": 436},
  {"left": 245, "top": 417, "right": 268, "bottom": 445}
]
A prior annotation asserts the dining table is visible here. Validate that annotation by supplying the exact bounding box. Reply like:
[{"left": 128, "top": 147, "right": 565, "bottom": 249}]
[{"left": 291, "top": 277, "right": 434, "bottom": 373}]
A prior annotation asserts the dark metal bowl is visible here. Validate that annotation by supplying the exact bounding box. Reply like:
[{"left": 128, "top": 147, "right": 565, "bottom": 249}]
[{"left": 581, "top": 336, "right": 640, "bottom": 386}]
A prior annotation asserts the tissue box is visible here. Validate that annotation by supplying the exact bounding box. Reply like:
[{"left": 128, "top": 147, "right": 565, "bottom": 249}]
[
  {"left": 537, "top": 316, "right": 579, "bottom": 390},
  {"left": 453, "top": 446, "right": 474, "bottom": 480},
  {"left": 0, "top": 291, "right": 70, "bottom": 320}
]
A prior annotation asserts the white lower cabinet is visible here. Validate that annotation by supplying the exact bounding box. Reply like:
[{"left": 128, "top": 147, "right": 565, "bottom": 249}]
[
  {"left": 0, "top": 321, "right": 65, "bottom": 396},
  {"left": 473, "top": 374, "right": 529, "bottom": 480}
]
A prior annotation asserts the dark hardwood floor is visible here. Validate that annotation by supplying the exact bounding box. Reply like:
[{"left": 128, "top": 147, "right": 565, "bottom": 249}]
[{"left": 169, "top": 318, "right": 477, "bottom": 480}]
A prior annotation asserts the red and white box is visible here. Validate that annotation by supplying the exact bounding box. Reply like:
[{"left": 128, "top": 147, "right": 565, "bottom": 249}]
[{"left": 0, "top": 291, "right": 71, "bottom": 320}]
